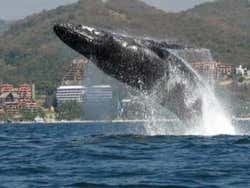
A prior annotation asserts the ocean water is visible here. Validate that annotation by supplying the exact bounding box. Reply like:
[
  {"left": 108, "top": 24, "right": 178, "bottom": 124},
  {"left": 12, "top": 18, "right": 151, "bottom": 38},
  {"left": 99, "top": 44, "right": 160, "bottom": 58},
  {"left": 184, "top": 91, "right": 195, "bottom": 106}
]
[{"left": 0, "top": 122, "right": 250, "bottom": 187}]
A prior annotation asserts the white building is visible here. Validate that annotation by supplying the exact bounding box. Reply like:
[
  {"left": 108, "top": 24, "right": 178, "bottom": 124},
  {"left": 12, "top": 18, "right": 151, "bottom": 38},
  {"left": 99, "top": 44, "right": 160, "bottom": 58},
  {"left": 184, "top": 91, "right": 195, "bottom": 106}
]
[
  {"left": 84, "top": 85, "right": 113, "bottom": 120},
  {"left": 56, "top": 85, "right": 86, "bottom": 104},
  {"left": 236, "top": 65, "right": 247, "bottom": 76},
  {"left": 247, "top": 70, "right": 250, "bottom": 77}
]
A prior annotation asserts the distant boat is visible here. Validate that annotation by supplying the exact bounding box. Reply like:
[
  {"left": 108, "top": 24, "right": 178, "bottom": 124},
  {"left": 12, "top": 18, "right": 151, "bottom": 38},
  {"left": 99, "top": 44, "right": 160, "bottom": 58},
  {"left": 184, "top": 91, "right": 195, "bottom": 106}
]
[{"left": 34, "top": 116, "right": 45, "bottom": 123}]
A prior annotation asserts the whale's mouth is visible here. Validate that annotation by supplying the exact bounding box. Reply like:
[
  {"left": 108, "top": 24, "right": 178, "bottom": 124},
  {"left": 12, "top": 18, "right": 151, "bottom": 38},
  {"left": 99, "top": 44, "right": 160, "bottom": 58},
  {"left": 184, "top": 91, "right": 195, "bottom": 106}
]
[
  {"left": 54, "top": 23, "right": 104, "bottom": 56},
  {"left": 54, "top": 23, "right": 105, "bottom": 43},
  {"left": 54, "top": 23, "right": 76, "bottom": 41}
]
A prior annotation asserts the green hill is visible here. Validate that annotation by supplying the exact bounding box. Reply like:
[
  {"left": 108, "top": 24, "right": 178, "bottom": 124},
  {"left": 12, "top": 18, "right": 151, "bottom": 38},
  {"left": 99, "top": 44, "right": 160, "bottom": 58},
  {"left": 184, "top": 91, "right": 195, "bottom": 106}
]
[
  {"left": 0, "top": 0, "right": 249, "bottom": 94},
  {"left": 188, "top": 0, "right": 250, "bottom": 63}
]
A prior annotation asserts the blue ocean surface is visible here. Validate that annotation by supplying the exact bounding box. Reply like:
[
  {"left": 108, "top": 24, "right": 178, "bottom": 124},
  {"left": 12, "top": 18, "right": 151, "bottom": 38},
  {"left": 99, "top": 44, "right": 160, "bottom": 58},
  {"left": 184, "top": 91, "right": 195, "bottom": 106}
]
[{"left": 0, "top": 122, "right": 250, "bottom": 187}]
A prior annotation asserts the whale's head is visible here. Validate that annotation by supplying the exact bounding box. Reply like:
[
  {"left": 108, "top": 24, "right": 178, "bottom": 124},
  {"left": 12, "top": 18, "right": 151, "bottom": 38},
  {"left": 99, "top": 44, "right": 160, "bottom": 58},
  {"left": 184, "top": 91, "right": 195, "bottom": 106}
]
[
  {"left": 54, "top": 23, "right": 116, "bottom": 58},
  {"left": 54, "top": 23, "right": 165, "bottom": 88}
]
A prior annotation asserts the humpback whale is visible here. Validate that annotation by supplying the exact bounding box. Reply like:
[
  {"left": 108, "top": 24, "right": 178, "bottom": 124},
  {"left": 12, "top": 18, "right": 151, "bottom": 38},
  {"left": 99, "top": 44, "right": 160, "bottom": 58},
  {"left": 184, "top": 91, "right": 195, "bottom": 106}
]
[{"left": 54, "top": 23, "right": 203, "bottom": 123}]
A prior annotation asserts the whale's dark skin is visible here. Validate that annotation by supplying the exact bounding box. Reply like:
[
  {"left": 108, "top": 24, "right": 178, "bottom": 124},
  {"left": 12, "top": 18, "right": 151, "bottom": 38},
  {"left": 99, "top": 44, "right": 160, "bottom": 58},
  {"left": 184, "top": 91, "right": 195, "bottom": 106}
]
[{"left": 54, "top": 23, "right": 202, "bottom": 123}]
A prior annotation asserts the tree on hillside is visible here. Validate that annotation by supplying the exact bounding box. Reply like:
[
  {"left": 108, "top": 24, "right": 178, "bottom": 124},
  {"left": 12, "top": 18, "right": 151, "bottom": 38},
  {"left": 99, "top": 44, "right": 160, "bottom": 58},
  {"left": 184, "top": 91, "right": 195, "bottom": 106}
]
[{"left": 56, "top": 101, "right": 84, "bottom": 120}]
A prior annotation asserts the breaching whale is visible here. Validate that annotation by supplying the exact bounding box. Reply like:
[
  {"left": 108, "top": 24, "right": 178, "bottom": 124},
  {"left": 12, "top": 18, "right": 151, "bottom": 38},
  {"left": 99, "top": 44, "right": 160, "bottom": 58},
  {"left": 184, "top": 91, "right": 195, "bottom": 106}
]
[{"left": 54, "top": 23, "right": 203, "bottom": 123}]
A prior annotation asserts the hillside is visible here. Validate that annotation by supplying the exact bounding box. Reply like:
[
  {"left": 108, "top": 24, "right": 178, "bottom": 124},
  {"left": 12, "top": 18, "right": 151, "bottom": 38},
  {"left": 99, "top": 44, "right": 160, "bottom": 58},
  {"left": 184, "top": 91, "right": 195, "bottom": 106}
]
[
  {"left": 188, "top": 0, "right": 250, "bottom": 63},
  {"left": 191, "top": 0, "right": 250, "bottom": 32},
  {"left": 0, "top": 0, "right": 249, "bottom": 94}
]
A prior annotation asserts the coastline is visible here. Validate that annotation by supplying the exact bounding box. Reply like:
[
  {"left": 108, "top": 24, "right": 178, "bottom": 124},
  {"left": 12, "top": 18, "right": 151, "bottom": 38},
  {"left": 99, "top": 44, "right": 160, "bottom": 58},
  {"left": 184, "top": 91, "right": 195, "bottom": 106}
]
[
  {"left": 1, "top": 117, "right": 250, "bottom": 125},
  {"left": 0, "top": 119, "right": 179, "bottom": 125}
]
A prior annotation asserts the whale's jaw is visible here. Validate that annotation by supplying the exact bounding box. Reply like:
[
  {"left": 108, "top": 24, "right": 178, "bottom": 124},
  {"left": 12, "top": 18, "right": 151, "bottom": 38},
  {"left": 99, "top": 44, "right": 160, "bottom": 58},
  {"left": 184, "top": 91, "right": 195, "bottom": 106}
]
[{"left": 54, "top": 23, "right": 108, "bottom": 57}]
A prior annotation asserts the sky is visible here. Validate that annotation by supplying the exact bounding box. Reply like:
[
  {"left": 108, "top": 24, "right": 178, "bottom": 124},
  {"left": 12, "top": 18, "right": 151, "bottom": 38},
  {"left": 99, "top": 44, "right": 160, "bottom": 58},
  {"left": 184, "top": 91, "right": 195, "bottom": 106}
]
[
  {"left": 0, "top": 0, "right": 213, "bottom": 20},
  {"left": 0, "top": 0, "right": 78, "bottom": 20}
]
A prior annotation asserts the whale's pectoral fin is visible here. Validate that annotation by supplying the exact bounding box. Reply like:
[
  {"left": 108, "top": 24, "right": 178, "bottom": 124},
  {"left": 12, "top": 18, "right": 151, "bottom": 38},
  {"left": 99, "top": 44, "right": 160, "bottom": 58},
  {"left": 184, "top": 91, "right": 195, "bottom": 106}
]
[
  {"left": 160, "top": 83, "right": 202, "bottom": 123},
  {"left": 161, "top": 83, "right": 187, "bottom": 120},
  {"left": 191, "top": 98, "right": 202, "bottom": 115}
]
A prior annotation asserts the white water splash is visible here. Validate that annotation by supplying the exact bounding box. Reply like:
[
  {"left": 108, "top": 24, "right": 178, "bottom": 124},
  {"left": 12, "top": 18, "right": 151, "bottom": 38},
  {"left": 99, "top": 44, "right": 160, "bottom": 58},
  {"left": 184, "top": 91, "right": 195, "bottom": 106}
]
[
  {"left": 172, "top": 50, "right": 235, "bottom": 136},
  {"left": 185, "top": 87, "right": 235, "bottom": 136},
  {"left": 135, "top": 49, "right": 236, "bottom": 136}
]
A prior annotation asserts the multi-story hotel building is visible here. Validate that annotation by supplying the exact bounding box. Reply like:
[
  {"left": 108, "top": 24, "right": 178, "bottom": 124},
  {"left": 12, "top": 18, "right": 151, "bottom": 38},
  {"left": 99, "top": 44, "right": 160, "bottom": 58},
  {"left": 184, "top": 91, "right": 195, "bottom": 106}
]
[{"left": 56, "top": 85, "right": 86, "bottom": 104}]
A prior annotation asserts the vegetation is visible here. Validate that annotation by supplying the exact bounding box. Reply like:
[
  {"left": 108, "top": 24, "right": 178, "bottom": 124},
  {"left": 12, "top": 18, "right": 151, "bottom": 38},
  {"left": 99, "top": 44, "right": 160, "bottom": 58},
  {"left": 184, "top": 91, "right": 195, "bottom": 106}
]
[
  {"left": 20, "top": 108, "right": 45, "bottom": 121},
  {"left": 56, "top": 102, "right": 84, "bottom": 120},
  {"left": 238, "top": 76, "right": 245, "bottom": 83},
  {"left": 0, "top": 0, "right": 249, "bottom": 94}
]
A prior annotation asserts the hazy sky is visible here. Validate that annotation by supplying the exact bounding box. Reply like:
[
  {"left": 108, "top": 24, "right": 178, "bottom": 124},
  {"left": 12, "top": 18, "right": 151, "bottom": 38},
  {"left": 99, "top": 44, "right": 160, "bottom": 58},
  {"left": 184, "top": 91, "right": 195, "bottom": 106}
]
[
  {"left": 0, "top": 0, "right": 213, "bottom": 20},
  {"left": 0, "top": 0, "right": 78, "bottom": 20}
]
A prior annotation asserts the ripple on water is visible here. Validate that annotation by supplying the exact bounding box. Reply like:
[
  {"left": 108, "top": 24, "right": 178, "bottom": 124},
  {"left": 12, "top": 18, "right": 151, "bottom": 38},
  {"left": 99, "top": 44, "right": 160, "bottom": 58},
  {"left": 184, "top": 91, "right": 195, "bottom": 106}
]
[
  {"left": 0, "top": 124, "right": 250, "bottom": 187},
  {"left": 234, "top": 137, "right": 250, "bottom": 145}
]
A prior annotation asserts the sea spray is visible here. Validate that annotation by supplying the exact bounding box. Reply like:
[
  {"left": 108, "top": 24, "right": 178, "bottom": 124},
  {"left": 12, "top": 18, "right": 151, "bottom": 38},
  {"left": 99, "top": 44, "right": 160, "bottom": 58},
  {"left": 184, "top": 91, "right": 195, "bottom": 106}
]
[
  {"left": 170, "top": 50, "right": 236, "bottom": 135},
  {"left": 134, "top": 49, "right": 236, "bottom": 136}
]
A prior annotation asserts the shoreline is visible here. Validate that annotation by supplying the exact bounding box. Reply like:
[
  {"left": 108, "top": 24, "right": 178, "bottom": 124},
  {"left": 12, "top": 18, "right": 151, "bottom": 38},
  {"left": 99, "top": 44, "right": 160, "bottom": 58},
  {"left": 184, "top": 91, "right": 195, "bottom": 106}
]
[
  {"left": 0, "top": 119, "right": 179, "bottom": 125},
  {"left": 0, "top": 118, "right": 250, "bottom": 125}
]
